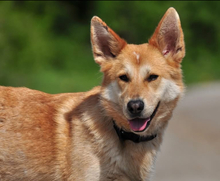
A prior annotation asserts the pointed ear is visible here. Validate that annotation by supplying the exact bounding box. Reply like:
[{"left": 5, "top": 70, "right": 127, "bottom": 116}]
[
  {"left": 149, "top": 7, "right": 185, "bottom": 63},
  {"left": 91, "top": 16, "right": 127, "bottom": 65}
]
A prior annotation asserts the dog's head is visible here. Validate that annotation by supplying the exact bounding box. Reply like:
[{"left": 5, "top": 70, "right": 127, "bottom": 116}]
[{"left": 91, "top": 8, "right": 185, "bottom": 135}]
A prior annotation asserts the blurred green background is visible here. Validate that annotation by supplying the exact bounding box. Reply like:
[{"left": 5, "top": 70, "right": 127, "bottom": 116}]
[{"left": 0, "top": 1, "right": 219, "bottom": 94}]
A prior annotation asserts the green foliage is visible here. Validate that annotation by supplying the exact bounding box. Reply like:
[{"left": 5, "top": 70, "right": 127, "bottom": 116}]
[{"left": 0, "top": 1, "right": 219, "bottom": 93}]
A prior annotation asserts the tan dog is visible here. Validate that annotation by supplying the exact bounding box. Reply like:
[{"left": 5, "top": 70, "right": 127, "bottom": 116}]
[{"left": 0, "top": 7, "right": 185, "bottom": 181}]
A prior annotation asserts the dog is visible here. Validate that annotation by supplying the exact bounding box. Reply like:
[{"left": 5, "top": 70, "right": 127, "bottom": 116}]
[{"left": 0, "top": 7, "right": 185, "bottom": 181}]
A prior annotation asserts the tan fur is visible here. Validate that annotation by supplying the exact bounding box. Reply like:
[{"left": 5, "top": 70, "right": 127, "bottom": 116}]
[{"left": 0, "top": 7, "right": 185, "bottom": 181}]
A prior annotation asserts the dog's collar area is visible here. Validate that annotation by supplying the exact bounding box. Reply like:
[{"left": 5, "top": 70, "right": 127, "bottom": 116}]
[{"left": 113, "top": 121, "right": 157, "bottom": 143}]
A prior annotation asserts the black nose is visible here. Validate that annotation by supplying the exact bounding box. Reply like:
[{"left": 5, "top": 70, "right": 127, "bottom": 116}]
[{"left": 127, "top": 100, "right": 144, "bottom": 115}]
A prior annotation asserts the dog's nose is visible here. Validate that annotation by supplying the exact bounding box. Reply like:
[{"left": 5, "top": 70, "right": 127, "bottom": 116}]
[{"left": 127, "top": 100, "right": 144, "bottom": 115}]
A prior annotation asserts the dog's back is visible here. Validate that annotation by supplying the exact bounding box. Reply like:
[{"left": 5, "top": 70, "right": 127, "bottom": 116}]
[{"left": 0, "top": 86, "right": 59, "bottom": 180}]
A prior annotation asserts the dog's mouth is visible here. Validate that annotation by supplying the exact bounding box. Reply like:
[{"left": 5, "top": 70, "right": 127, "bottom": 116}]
[{"left": 128, "top": 101, "right": 160, "bottom": 132}]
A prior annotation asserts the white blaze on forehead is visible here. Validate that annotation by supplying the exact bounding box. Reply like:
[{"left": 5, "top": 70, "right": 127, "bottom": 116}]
[
  {"left": 103, "top": 81, "right": 121, "bottom": 103},
  {"left": 133, "top": 51, "right": 140, "bottom": 64},
  {"left": 159, "top": 78, "right": 181, "bottom": 102}
]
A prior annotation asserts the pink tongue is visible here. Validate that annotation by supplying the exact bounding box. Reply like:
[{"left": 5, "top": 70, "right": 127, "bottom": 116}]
[{"left": 128, "top": 118, "right": 150, "bottom": 132}]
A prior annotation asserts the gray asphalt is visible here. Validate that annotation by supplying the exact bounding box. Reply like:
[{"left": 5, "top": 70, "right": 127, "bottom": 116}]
[{"left": 153, "top": 82, "right": 220, "bottom": 181}]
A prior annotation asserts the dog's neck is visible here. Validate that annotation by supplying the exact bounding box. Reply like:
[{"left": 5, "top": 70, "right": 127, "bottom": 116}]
[{"left": 113, "top": 121, "right": 157, "bottom": 143}]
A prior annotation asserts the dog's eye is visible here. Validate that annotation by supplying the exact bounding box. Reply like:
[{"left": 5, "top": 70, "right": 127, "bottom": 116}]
[
  {"left": 147, "top": 74, "right": 158, "bottom": 82},
  {"left": 119, "top": 75, "right": 129, "bottom": 82}
]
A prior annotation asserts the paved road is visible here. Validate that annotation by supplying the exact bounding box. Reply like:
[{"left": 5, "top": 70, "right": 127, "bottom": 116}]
[{"left": 153, "top": 82, "right": 220, "bottom": 181}]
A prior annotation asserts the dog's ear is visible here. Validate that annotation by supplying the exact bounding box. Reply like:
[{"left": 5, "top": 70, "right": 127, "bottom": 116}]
[
  {"left": 91, "top": 16, "right": 127, "bottom": 65},
  {"left": 149, "top": 7, "right": 185, "bottom": 63}
]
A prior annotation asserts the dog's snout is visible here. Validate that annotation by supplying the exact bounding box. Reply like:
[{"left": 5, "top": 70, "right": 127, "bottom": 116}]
[{"left": 127, "top": 100, "right": 144, "bottom": 115}]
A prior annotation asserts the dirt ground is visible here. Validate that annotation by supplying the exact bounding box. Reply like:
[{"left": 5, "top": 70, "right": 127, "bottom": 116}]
[{"left": 153, "top": 82, "right": 220, "bottom": 181}]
